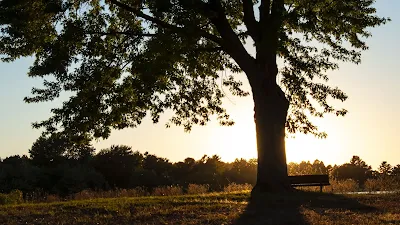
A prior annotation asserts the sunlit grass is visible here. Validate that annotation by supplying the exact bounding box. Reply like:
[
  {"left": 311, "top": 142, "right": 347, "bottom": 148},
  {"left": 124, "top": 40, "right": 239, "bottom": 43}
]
[{"left": 0, "top": 191, "right": 399, "bottom": 224}]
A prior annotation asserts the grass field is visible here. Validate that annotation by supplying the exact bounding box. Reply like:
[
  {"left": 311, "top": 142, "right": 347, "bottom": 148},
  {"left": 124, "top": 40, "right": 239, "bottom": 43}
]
[{"left": 0, "top": 191, "right": 399, "bottom": 225}]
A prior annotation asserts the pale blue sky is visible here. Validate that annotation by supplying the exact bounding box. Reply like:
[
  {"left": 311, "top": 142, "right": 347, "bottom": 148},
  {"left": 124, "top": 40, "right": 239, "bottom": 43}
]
[{"left": 0, "top": 1, "right": 398, "bottom": 169}]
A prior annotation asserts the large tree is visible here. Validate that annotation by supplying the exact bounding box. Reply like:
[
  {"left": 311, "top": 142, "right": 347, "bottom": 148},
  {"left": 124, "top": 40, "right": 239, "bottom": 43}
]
[{"left": 0, "top": 0, "right": 388, "bottom": 192}]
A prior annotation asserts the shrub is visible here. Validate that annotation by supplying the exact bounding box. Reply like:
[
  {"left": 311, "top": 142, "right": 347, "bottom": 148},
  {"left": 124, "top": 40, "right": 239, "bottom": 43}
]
[
  {"left": 223, "top": 183, "right": 252, "bottom": 192},
  {"left": 364, "top": 179, "right": 381, "bottom": 192},
  {"left": 187, "top": 184, "right": 209, "bottom": 194},
  {"left": 72, "top": 187, "right": 149, "bottom": 200},
  {"left": 24, "top": 189, "right": 49, "bottom": 203},
  {"left": 0, "top": 190, "right": 23, "bottom": 205},
  {"left": 365, "top": 177, "right": 400, "bottom": 192},
  {"left": 152, "top": 186, "right": 183, "bottom": 196},
  {"left": 44, "top": 194, "right": 61, "bottom": 203},
  {"left": 118, "top": 187, "right": 148, "bottom": 197},
  {"left": 330, "top": 179, "right": 359, "bottom": 193},
  {"left": 52, "top": 164, "right": 108, "bottom": 196}
]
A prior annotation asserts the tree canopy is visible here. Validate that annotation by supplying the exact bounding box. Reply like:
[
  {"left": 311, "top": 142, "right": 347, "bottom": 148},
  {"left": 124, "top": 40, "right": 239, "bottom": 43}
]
[{"left": 0, "top": 0, "right": 388, "bottom": 140}]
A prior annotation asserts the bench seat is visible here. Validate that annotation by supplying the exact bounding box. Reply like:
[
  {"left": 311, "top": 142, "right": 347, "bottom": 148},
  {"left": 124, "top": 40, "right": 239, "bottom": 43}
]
[{"left": 289, "top": 175, "right": 330, "bottom": 192}]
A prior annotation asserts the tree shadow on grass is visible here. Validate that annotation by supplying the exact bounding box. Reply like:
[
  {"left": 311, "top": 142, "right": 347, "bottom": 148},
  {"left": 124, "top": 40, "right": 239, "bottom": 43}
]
[{"left": 233, "top": 191, "right": 377, "bottom": 225}]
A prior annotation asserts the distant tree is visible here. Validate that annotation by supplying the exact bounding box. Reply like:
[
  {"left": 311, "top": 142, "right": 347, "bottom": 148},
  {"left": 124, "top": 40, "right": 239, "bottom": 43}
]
[
  {"left": 93, "top": 145, "right": 143, "bottom": 188},
  {"left": 52, "top": 164, "right": 107, "bottom": 196},
  {"left": 29, "top": 134, "right": 95, "bottom": 166},
  {"left": 143, "top": 152, "right": 173, "bottom": 178},
  {"left": 299, "top": 161, "right": 313, "bottom": 175},
  {"left": 287, "top": 162, "right": 298, "bottom": 175},
  {"left": 350, "top": 156, "right": 370, "bottom": 169},
  {"left": 188, "top": 155, "right": 227, "bottom": 190},
  {"left": 1, "top": 155, "right": 30, "bottom": 166},
  {"left": 225, "top": 158, "right": 257, "bottom": 185},
  {"left": 331, "top": 156, "right": 372, "bottom": 185},
  {"left": 326, "top": 164, "right": 333, "bottom": 173},
  {"left": 287, "top": 160, "right": 328, "bottom": 176},
  {"left": 392, "top": 165, "right": 400, "bottom": 177},
  {"left": 311, "top": 160, "right": 328, "bottom": 175},
  {"left": 0, "top": 0, "right": 388, "bottom": 192},
  {"left": 139, "top": 152, "right": 174, "bottom": 187},
  {"left": 171, "top": 157, "right": 196, "bottom": 186},
  {"left": 378, "top": 161, "right": 393, "bottom": 177},
  {"left": 29, "top": 135, "right": 65, "bottom": 166},
  {"left": 0, "top": 155, "right": 42, "bottom": 193}
]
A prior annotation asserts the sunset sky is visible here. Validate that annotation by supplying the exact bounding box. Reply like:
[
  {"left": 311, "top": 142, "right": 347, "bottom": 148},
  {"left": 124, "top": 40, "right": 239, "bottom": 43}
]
[{"left": 0, "top": 1, "right": 398, "bottom": 170}]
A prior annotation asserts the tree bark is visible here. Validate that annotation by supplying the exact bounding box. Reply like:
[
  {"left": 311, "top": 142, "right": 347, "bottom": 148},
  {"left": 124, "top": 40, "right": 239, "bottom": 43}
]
[{"left": 250, "top": 71, "right": 292, "bottom": 193}]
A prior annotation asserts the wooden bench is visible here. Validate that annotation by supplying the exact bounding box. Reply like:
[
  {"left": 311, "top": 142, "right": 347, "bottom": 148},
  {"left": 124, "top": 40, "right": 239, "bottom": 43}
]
[{"left": 289, "top": 175, "right": 330, "bottom": 192}]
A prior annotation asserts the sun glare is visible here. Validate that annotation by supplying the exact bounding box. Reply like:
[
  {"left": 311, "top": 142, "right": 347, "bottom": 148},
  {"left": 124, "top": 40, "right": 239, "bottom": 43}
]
[
  {"left": 207, "top": 122, "right": 257, "bottom": 162},
  {"left": 286, "top": 135, "right": 326, "bottom": 164},
  {"left": 206, "top": 114, "right": 340, "bottom": 165}
]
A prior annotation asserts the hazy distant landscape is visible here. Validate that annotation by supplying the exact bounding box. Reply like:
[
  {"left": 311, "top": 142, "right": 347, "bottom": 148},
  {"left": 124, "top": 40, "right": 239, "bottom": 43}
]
[{"left": 0, "top": 144, "right": 399, "bottom": 203}]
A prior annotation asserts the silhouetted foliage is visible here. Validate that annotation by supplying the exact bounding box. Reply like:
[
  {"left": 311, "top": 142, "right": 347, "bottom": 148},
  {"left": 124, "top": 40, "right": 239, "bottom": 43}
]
[
  {"left": 0, "top": 0, "right": 388, "bottom": 192},
  {"left": 29, "top": 134, "right": 95, "bottom": 166},
  {"left": 378, "top": 161, "right": 393, "bottom": 176},
  {"left": 92, "top": 145, "right": 142, "bottom": 189},
  {"left": 330, "top": 156, "right": 373, "bottom": 186},
  {"left": 225, "top": 158, "right": 257, "bottom": 185},
  {"left": 0, "top": 149, "right": 399, "bottom": 197},
  {"left": 288, "top": 160, "right": 328, "bottom": 176},
  {"left": 0, "top": 155, "right": 42, "bottom": 194},
  {"left": 392, "top": 165, "right": 400, "bottom": 176}
]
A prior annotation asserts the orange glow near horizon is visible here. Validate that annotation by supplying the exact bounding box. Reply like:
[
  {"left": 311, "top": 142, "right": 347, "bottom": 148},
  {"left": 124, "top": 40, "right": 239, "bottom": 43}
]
[{"left": 199, "top": 107, "right": 346, "bottom": 167}]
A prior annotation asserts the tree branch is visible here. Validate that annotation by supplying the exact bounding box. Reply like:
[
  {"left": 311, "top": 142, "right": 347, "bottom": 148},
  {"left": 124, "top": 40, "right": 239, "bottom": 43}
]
[
  {"left": 256, "top": 0, "right": 284, "bottom": 72},
  {"left": 193, "top": 46, "right": 224, "bottom": 53},
  {"left": 256, "top": 0, "right": 272, "bottom": 67},
  {"left": 109, "top": 0, "right": 223, "bottom": 45},
  {"left": 206, "top": 0, "right": 257, "bottom": 79},
  {"left": 270, "top": 0, "right": 285, "bottom": 51},
  {"left": 85, "top": 30, "right": 156, "bottom": 37},
  {"left": 242, "top": 0, "right": 259, "bottom": 42},
  {"left": 259, "top": 0, "right": 271, "bottom": 28}
]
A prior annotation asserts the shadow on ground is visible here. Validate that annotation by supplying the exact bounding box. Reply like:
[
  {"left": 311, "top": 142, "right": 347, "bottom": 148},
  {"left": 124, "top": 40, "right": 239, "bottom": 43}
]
[{"left": 233, "top": 191, "right": 377, "bottom": 225}]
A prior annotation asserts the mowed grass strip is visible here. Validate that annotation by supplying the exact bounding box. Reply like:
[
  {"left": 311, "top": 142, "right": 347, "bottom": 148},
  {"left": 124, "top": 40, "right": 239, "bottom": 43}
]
[{"left": 0, "top": 191, "right": 399, "bottom": 225}]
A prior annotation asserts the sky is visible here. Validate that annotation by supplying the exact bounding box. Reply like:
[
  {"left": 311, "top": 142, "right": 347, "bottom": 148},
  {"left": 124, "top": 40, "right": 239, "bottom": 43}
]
[{"left": 0, "top": 1, "right": 399, "bottom": 170}]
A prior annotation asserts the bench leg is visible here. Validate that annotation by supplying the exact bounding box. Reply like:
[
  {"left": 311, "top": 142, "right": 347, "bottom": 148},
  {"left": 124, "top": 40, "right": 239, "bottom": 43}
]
[{"left": 320, "top": 186, "right": 323, "bottom": 193}]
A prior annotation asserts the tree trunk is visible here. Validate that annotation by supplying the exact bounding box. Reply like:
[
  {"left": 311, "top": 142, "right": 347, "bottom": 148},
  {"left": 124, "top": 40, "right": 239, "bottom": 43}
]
[{"left": 250, "top": 73, "right": 292, "bottom": 193}]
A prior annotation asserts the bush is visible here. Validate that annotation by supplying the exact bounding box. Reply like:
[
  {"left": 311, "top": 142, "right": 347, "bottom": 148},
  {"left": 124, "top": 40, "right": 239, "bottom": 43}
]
[
  {"left": 72, "top": 187, "right": 149, "bottom": 200},
  {"left": 152, "top": 186, "right": 183, "bottom": 196},
  {"left": 330, "top": 179, "right": 359, "bottom": 193},
  {"left": 364, "top": 179, "right": 381, "bottom": 192},
  {"left": 52, "top": 164, "right": 108, "bottom": 196},
  {"left": 44, "top": 194, "right": 61, "bottom": 203},
  {"left": 223, "top": 183, "right": 252, "bottom": 192},
  {"left": 365, "top": 177, "right": 400, "bottom": 192},
  {"left": 187, "top": 184, "right": 209, "bottom": 194},
  {"left": 0, "top": 190, "right": 23, "bottom": 205}
]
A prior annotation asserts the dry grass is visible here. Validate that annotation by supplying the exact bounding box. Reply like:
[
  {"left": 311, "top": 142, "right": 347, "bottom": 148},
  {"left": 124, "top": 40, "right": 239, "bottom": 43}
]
[
  {"left": 365, "top": 177, "right": 400, "bottom": 192},
  {"left": 18, "top": 179, "right": 399, "bottom": 205},
  {"left": 223, "top": 183, "right": 253, "bottom": 192},
  {"left": 187, "top": 184, "right": 209, "bottom": 194},
  {"left": 152, "top": 186, "right": 183, "bottom": 196},
  {"left": 330, "top": 179, "right": 360, "bottom": 193},
  {"left": 72, "top": 187, "right": 149, "bottom": 201},
  {"left": 0, "top": 190, "right": 23, "bottom": 205},
  {"left": 1, "top": 191, "right": 398, "bottom": 224},
  {"left": 293, "top": 179, "right": 360, "bottom": 193}
]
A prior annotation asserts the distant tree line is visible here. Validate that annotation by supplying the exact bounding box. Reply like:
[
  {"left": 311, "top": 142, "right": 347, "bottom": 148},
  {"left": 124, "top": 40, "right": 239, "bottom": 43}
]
[
  {"left": 288, "top": 156, "right": 400, "bottom": 188},
  {"left": 0, "top": 134, "right": 399, "bottom": 196}
]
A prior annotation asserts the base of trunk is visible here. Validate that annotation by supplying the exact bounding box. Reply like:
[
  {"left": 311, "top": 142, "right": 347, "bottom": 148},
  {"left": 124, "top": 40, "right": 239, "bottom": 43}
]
[
  {"left": 251, "top": 182, "right": 294, "bottom": 195},
  {"left": 252, "top": 80, "right": 291, "bottom": 194}
]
